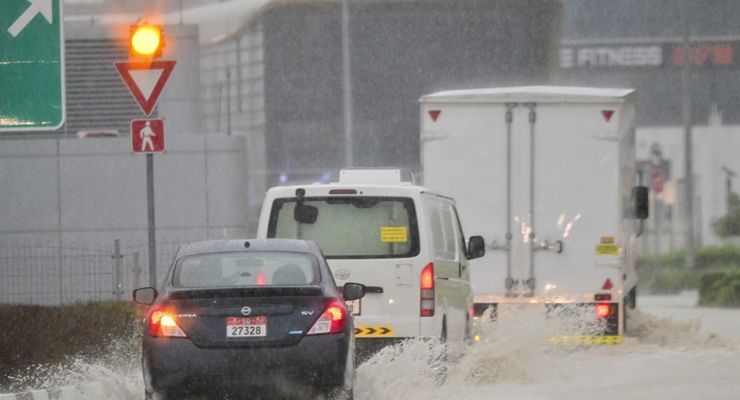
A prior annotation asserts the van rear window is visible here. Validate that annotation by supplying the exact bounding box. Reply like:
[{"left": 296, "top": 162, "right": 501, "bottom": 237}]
[{"left": 267, "top": 197, "right": 420, "bottom": 259}]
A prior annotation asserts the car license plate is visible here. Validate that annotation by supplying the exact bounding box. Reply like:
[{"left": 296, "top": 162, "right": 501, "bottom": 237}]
[
  {"left": 226, "top": 316, "right": 267, "bottom": 337},
  {"left": 347, "top": 299, "right": 361, "bottom": 315}
]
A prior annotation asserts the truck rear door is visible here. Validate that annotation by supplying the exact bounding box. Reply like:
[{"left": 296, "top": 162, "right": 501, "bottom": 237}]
[
  {"left": 422, "top": 101, "right": 624, "bottom": 298},
  {"left": 529, "top": 103, "right": 624, "bottom": 298}
]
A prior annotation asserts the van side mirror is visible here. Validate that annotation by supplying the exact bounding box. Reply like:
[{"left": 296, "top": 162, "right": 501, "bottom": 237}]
[
  {"left": 133, "top": 287, "right": 157, "bottom": 305},
  {"left": 467, "top": 236, "right": 486, "bottom": 260},
  {"left": 633, "top": 186, "right": 649, "bottom": 220},
  {"left": 294, "top": 202, "right": 318, "bottom": 224},
  {"left": 343, "top": 282, "right": 365, "bottom": 301}
]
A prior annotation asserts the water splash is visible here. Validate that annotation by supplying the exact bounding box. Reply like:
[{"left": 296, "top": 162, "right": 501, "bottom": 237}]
[
  {"left": 355, "top": 303, "right": 739, "bottom": 400},
  {"left": 4, "top": 323, "right": 142, "bottom": 397}
]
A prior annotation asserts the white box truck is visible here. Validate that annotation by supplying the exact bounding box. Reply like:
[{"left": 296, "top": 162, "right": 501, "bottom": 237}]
[{"left": 419, "top": 86, "right": 648, "bottom": 343}]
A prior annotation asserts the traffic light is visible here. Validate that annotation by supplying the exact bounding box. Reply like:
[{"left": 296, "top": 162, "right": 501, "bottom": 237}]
[{"left": 130, "top": 24, "right": 164, "bottom": 58}]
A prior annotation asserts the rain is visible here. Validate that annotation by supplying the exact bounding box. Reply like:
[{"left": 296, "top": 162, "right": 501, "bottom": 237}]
[{"left": 1, "top": 1, "right": 740, "bottom": 399}]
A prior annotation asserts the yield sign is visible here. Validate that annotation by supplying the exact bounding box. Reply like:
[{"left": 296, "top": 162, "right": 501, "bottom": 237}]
[{"left": 115, "top": 61, "right": 176, "bottom": 116}]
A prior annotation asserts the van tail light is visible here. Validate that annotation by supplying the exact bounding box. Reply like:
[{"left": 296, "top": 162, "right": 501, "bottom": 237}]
[
  {"left": 148, "top": 305, "right": 187, "bottom": 338},
  {"left": 420, "top": 263, "right": 435, "bottom": 317},
  {"left": 307, "top": 301, "right": 346, "bottom": 335}
]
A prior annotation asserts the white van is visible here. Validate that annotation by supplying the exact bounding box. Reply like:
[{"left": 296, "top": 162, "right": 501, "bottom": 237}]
[{"left": 256, "top": 169, "right": 485, "bottom": 350}]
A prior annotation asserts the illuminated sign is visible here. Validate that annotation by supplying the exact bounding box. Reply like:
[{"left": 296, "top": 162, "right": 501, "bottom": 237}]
[
  {"left": 561, "top": 46, "right": 662, "bottom": 68},
  {"left": 561, "top": 40, "right": 738, "bottom": 69}
]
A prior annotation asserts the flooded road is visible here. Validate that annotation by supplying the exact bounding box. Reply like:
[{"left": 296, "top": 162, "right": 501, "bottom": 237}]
[
  {"left": 5, "top": 292, "right": 739, "bottom": 400},
  {"left": 356, "top": 291, "right": 740, "bottom": 400}
]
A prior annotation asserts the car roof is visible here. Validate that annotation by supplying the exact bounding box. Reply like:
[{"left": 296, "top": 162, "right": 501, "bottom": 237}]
[{"left": 176, "top": 238, "right": 320, "bottom": 258}]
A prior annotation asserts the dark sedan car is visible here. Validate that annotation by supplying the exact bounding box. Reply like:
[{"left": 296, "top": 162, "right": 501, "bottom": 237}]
[{"left": 133, "top": 239, "right": 365, "bottom": 400}]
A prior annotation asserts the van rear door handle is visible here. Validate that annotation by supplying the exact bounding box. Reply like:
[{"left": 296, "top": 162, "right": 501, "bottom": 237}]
[{"left": 364, "top": 286, "right": 384, "bottom": 294}]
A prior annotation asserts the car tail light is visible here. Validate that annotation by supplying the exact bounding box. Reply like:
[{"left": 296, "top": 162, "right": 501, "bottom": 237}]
[
  {"left": 595, "top": 303, "right": 612, "bottom": 319},
  {"left": 420, "top": 263, "right": 434, "bottom": 317},
  {"left": 148, "top": 305, "right": 186, "bottom": 338},
  {"left": 307, "top": 301, "right": 346, "bottom": 335}
]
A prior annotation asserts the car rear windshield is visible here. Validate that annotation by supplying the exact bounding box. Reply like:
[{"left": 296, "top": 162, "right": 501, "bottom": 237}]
[
  {"left": 267, "top": 196, "right": 420, "bottom": 259},
  {"left": 173, "top": 251, "right": 319, "bottom": 288}
]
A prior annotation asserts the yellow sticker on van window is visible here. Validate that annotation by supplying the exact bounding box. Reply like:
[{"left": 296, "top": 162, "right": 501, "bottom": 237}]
[{"left": 381, "top": 226, "right": 408, "bottom": 243}]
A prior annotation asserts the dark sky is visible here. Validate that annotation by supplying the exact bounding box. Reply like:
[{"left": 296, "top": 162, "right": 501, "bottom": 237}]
[{"left": 563, "top": 0, "right": 740, "bottom": 39}]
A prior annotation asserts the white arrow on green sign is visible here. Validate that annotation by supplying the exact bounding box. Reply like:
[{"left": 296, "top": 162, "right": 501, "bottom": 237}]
[{"left": 0, "top": 0, "right": 64, "bottom": 132}]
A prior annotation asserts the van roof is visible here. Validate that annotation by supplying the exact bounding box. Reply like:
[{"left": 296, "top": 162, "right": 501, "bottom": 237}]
[
  {"left": 265, "top": 183, "right": 454, "bottom": 201},
  {"left": 420, "top": 85, "right": 636, "bottom": 104}
]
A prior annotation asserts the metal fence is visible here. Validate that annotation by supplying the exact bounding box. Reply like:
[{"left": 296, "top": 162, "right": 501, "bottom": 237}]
[{"left": 0, "top": 240, "right": 187, "bottom": 305}]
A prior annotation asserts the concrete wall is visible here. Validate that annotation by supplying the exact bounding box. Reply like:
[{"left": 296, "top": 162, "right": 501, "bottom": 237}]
[{"left": 0, "top": 135, "right": 252, "bottom": 249}]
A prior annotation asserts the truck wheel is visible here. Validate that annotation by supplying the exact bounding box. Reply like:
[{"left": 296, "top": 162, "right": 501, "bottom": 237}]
[
  {"left": 441, "top": 319, "right": 447, "bottom": 343},
  {"left": 318, "top": 387, "right": 353, "bottom": 400},
  {"left": 464, "top": 316, "right": 472, "bottom": 345},
  {"left": 628, "top": 286, "right": 637, "bottom": 309},
  {"left": 145, "top": 391, "right": 175, "bottom": 400},
  {"left": 623, "top": 287, "right": 637, "bottom": 335},
  {"left": 433, "top": 320, "right": 449, "bottom": 384}
]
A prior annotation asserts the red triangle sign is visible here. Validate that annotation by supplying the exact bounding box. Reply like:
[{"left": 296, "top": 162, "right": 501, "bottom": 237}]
[
  {"left": 115, "top": 61, "right": 177, "bottom": 117},
  {"left": 429, "top": 110, "right": 441, "bottom": 122},
  {"left": 602, "top": 278, "right": 614, "bottom": 290},
  {"left": 601, "top": 110, "right": 615, "bottom": 122}
]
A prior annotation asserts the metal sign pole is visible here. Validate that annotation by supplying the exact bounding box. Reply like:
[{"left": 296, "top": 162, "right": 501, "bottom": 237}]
[
  {"left": 341, "top": 0, "right": 354, "bottom": 167},
  {"left": 116, "top": 60, "right": 175, "bottom": 288},
  {"left": 147, "top": 153, "right": 158, "bottom": 287},
  {"left": 681, "top": 0, "right": 696, "bottom": 268}
]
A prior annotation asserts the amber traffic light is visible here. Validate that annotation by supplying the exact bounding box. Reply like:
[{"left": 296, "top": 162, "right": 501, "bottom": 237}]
[{"left": 130, "top": 24, "right": 164, "bottom": 58}]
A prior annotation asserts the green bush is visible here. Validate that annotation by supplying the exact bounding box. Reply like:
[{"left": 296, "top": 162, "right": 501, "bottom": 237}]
[
  {"left": 696, "top": 246, "right": 740, "bottom": 268},
  {"left": 712, "top": 192, "right": 740, "bottom": 238},
  {"left": 0, "top": 302, "right": 141, "bottom": 391},
  {"left": 638, "top": 264, "right": 700, "bottom": 294},
  {"left": 637, "top": 246, "right": 740, "bottom": 294},
  {"left": 638, "top": 246, "right": 740, "bottom": 269},
  {"left": 699, "top": 271, "right": 740, "bottom": 307},
  {"left": 638, "top": 251, "right": 685, "bottom": 269}
]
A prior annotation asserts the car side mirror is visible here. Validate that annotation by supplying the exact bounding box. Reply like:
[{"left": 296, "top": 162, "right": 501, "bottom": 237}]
[
  {"left": 133, "top": 287, "right": 158, "bottom": 305},
  {"left": 294, "top": 202, "right": 318, "bottom": 224},
  {"left": 467, "top": 236, "right": 486, "bottom": 260},
  {"left": 343, "top": 282, "right": 365, "bottom": 301},
  {"left": 633, "top": 186, "right": 649, "bottom": 220}
]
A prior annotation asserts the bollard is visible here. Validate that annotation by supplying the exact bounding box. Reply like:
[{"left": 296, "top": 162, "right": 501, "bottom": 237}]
[{"left": 113, "top": 239, "right": 123, "bottom": 300}]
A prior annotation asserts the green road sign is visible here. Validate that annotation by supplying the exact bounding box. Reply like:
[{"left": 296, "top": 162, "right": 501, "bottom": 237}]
[{"left": 0, "top": 0, "right": 64, "bottom": 132}]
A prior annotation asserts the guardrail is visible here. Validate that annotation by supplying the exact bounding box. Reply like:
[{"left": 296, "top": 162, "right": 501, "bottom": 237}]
[{"left": 0, "top": 240, "right": 185, "bottom": 305}]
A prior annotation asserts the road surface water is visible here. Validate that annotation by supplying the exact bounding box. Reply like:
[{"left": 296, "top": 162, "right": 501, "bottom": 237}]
[{"left": 6, "top": 291, "right": 740, "bottom": 399}]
